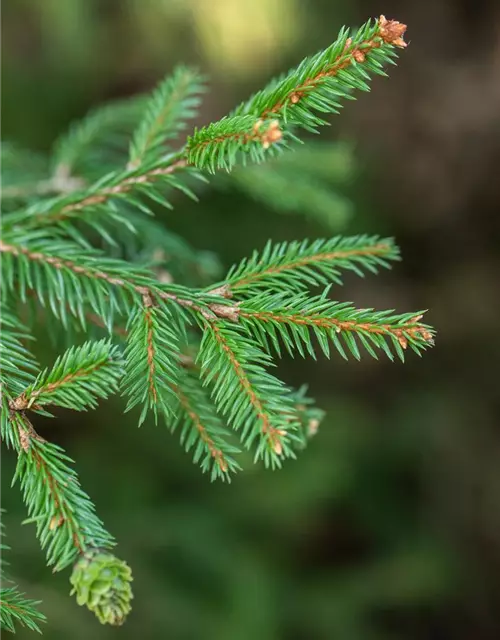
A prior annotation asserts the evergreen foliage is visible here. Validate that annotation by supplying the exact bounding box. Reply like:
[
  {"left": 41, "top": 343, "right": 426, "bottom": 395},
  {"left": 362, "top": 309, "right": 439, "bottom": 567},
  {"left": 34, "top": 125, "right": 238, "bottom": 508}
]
[
  {"left": 128, "top": 66, "right": 205, "bottom": 169},
  {"left": 13, "top": 434, "right": 116, "bottom": 571},
  {"left": 0, "top": 16, "right": 434, "bottom": 631},
  {"left": 52, "top": 95, "right": 148, "bottom": 182},
  {"left": 221, "top": 143, "right": 354, "bottom": 229},
  {"left": 0, "top": 513, "right": 46, "bottom": 633}
]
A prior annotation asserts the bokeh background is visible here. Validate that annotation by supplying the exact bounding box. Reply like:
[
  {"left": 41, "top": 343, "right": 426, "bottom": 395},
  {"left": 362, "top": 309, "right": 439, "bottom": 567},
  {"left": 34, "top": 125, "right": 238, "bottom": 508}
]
[{"left": 2, "top": 0, "right": 500, "bottom": 638}]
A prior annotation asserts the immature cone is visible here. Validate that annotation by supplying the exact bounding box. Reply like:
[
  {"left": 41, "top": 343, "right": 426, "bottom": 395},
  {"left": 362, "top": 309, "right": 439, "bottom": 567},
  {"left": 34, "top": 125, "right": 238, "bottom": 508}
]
[{"left": 70, "top": 551, "right": 133, "bottom": 626}]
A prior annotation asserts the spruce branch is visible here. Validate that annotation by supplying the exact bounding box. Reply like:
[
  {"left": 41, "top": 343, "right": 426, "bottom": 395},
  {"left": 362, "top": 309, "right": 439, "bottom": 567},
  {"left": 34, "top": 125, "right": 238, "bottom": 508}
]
[
  {"left": 0, "top": 232, "right": 146, "bottom": 327},
  {"left": 10, "top": 413, "right": 115, "bottom": 571},
  {"left": 198, "top": 322, "right": 300, "bottom": 467},
  {"left": 225, "top": 235, "right": 399, "bottom": 294},
  {"left": 234, "top": 16, "right": 406, "bottom": 131},
  {"left": 11, "top": 340, "right": 122, "bottom": 412},
  {"left": 72, "top": 314, "right": 252, "bottom": 478},
  {"left": 52, "top": 94, "right": 148, "bottom": 180},
  {"left": 186, "top": 116, "right": 284, "bottom": 173},
  {"left": 4, "top": 346, "right": 132, "bottom": 625},
  {"left": 8, "top": 418, "right": 134, "bottom": 625},
  {"left": 239, "top": 291, "right": 434, "bottom": 362},
  {"left": 170, "top": 369, "right": 241, "bottom": 481},
  {"left": 0, "top": 587, "right": 45, "bottom": 634},
  {"left": 52, "top": 158, "right": 190, "bottom": 214},
  {"left": 0, "top": 231, "right": 234, "bottom": 328},
  {"left": 0, "top": 513, "right": 46, "bottom": 633},
  {"left": 2, "top": 16, "right": 406, "bottom": 235},
  {"left": 188, "top": 16, "right": 407, "bottom": 173},
  {"left": 0, "top": 309, "right": 39, "bottom": 398},
  {"left": 121, "top": 300, "right": 181, "bottom": 425},
  {"left": 86, "top": 158, "right": 192, "bottom": 209},
  {"left": 1, "top": 157, "right": 194, "bottom": 237},
  {"left": 129, "top": 66, "right": 205, "bottom": 169}
]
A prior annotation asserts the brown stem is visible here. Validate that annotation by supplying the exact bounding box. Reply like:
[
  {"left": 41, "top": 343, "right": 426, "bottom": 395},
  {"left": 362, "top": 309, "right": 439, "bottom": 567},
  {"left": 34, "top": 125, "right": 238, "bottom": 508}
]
[
  {"left": 9, "top": 414, "right": 84, "bottom": 552},
  {"left": 29, "top": 361, "right": 108, "bottom": 407},
  {"left": 142, "top": 297, "right": 158, "bottom": 403},
  {"left": 36, "top": 118, "right": 281, "bottom": 224},
  {"left": 174, "top": 384, "right": 229, "bottom": 473},
  {"left": 210, "top": 323, "right": 285, "bottom": 454},
  {"left": 188, "top": 119, "right": 282, "bottom": 154},
  {"left": 239, "top": 310, "right": 433, "bottom": 350},
  {"left": 55, "top": 159, "right": 187, "bottom": 220},
  {"left": 31, "top": 445, "right": 84, "bottom": 551},
  {"left": 0, "top": 239, "right": 239, "bottom": 321}
]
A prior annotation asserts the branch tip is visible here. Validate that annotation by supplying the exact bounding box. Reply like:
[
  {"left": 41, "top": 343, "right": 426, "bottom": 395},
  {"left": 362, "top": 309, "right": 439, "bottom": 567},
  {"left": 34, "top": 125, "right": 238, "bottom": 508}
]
[{"left": 378, "top": 15, "right": 408, "bottom": 48}]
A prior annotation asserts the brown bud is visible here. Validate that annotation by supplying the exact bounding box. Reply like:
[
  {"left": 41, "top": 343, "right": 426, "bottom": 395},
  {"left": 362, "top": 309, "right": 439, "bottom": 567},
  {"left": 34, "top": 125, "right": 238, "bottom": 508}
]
[
  {"left": 261, "top": 120, "right": 283, "bottom": 150},
  {"left": 209, "top": 303, "right": 240, "bottom": 322},
  {"left": 397, "top": 335, "right": 408, "bottom": 350},
  {"left": 19, "top": 429, "right": 31, "bottom": 452},
  {"left": 353, "top": 49, "right": 366, "bottom": 63},
  {"left": 378, "top": 15, "right": 407, "bottom": 48},
  {"left": 207, "top": 283, "right": 233, "bottom": 299},
  {"left": 50, "top": 515, "right": 63, "bottom": 530},
  {"left": 141, "top": 291, "right": 154, "bottom": 308},
  {"left": 9, "top": 394, "right": 28, "bottom": 411},
  {"left": 272, "top": 428, "right": 288, "bottom": 455},
  {"left": 343, "top": 37, "right": 353, "bottom": 53},
  {"left": 421, "top": 330, "right": 434, "bottom": 343}
]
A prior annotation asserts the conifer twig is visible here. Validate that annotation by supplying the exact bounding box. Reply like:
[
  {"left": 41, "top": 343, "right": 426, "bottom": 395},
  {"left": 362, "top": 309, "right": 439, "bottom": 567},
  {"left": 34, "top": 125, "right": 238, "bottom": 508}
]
[
  {"left": 0, "top": 509, "right": 46, "bottom": 634},
  {"left": 128, "top": 66, "right": 205, "bottom": 169},
  {"left": 10, "top": 413, "right": 115, "bottom": 571},
  {"left": 198, "top": 321, "right": 299, "bottom": 466},
  {"left": 57, "top": 159, "right": 188, "bottom": 217},
  {"left": 240, "top": 309, "right": 433, "bottom": 351},
  {"left": 0, "top": 237, "right": 237, "bottom": 321},
  {"left": 40, "top": 116, "right": 282, "bottom": 220},
  {"left": 210, "top": 323, "right": 285, "bottom": 454},
  {"left": 229, "top": 237, "right": 397, "bottom": 290},
  {"left": 260, "top": 16, "right": 407, "bottom": 119},
  {"left": 174, "top": 383, "right": 229, "bottom": 474}
]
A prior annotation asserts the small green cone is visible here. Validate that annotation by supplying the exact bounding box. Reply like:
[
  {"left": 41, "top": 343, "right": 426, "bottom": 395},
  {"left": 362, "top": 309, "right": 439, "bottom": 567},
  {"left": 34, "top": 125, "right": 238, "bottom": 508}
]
[{"left": 70, "top": 550, "right": 133, "bottom": 625}]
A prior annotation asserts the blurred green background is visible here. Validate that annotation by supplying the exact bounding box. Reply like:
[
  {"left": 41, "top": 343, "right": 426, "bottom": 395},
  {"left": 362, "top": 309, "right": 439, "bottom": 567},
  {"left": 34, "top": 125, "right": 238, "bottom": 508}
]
[{"left": 2, "top": 0, "right": 500, "bottom": 638}]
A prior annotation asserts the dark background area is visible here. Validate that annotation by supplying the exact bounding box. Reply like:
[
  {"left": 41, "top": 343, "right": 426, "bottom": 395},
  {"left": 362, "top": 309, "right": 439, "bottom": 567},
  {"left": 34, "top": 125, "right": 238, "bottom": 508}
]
[{"left": 2, "top": 1, "right": 500, "bottom": 638}]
